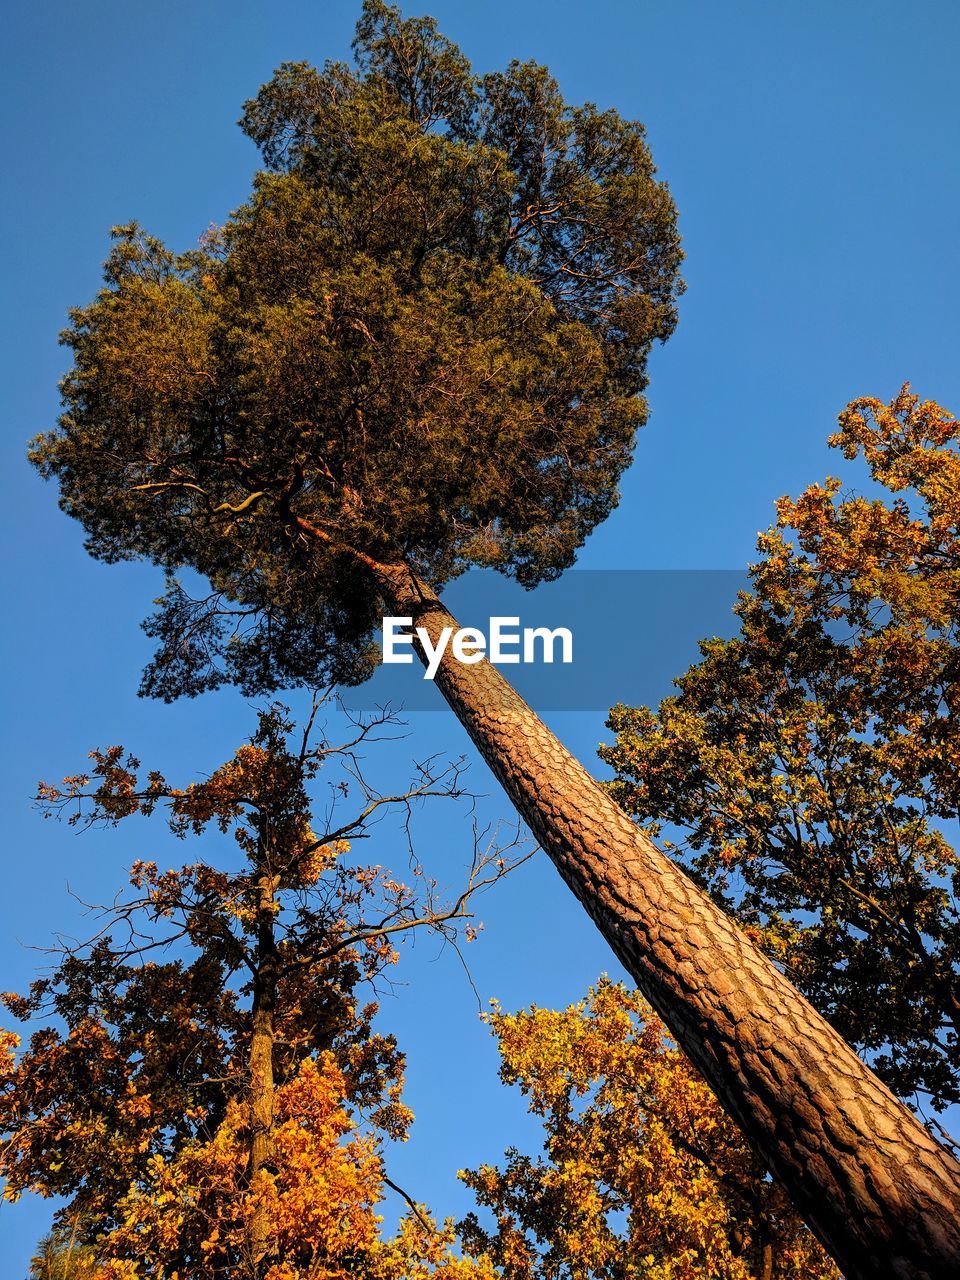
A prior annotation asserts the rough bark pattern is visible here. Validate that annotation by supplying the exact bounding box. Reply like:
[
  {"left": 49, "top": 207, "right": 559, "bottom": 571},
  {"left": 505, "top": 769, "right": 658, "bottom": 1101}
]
[{"left": 381, "top": 568, "right": 960, "bottom": 1280}]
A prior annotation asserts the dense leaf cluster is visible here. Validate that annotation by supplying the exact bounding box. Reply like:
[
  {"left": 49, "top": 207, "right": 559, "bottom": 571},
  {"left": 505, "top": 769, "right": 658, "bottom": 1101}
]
[
  {"left": 31, "top": 0, "right": 682, "bottom": 696},
  {"left": 2, "top": 706, "right": 510, "bottom": 1278},
  {"left": 459, "top": 980, "right": 837, "bottom": 1280},
  {"left": 602, "top": 388, "right": 960, "bottom": 1109}
]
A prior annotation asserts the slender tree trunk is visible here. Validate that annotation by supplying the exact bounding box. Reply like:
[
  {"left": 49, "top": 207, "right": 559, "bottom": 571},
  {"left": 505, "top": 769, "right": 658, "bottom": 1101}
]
[
  {"left": 758, "top": 1239, "right": 774, "bottom": 1280},
  {"left": 248, "top": 872, "right": 278, "bottom": 1276},
  {"left": 63, "top": 1217, "right": 80, "bottom": 1280},
  {"left": 378, "top": 565, "right": 960, "bottom": 1280}
]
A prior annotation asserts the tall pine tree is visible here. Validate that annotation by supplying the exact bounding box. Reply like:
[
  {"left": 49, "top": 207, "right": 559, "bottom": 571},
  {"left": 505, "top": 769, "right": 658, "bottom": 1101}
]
[{"left": 29, "top": 5, "right": 960, "bottom": 1272}]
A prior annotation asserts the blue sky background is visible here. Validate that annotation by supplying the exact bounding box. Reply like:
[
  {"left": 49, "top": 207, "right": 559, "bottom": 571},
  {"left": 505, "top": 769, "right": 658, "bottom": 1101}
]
[{"left": 2, "top": 0, "right": 959, "bottom": 1269}]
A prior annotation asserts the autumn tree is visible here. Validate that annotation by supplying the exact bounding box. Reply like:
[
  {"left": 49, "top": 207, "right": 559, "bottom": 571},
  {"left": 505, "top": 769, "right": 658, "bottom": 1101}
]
[
  {"left": 1, "top": 700, "right": 523, "bottom": 1279},
  {"left": 460, "top": 979, "right": 839, "bottom": 1280},
  {"left": 27, "top": 0, "right": 960, "bottom": 1271},
  {"left": 601, "top": 387, "right": 960, "bottom": 1118}
]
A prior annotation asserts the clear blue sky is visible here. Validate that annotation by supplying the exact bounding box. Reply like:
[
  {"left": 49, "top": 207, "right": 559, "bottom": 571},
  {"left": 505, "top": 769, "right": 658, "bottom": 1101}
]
[{"left": 2, "top": 0, "right": 959, "bottom": 1269}]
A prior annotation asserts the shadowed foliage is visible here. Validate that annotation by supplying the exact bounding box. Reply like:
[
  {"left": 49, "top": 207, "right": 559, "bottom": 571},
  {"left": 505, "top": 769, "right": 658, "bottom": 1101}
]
[
  {"left": 603, "top": 387, "right": 960, "bottom": 1111},
  {"left": 27, "top": 4, "right": 960, "bottom": 1274},
  {"left": 30, "top": 0, "right": 682, "bottom": 698},
  {"left": 2, "top": 703, "right": 522, "bottom": 1279}
]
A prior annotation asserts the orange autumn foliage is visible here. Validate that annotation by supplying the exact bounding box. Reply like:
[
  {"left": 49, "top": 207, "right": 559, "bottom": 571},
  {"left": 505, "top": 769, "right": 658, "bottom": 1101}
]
[
  {"left": 90, "top": 1054, "right": 475, "bottom": 1280},
  {"left": 460, "top": 980, "right": 839, "bottom": 1280},
  {"left": 3, "top": 705, "right": 513, "bottom": 1280},
  {"left": 602, "top": 386, "right": 960, "bottom": 1109}
]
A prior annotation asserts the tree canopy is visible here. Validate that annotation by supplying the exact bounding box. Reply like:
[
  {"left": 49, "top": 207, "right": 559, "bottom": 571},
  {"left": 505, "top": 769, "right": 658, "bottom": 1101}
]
[
  {"left": 2, "top": 703, "right": 522, "bottom": 1278},
  {"left": 602, "top": 387, "right": 960, "bottom": 1111},
  {"left": 30, "top": 0, "right": 682, "bottom": 698},
  {"left": 459, "top": 979, "right": 838, "bottom": 1280}
]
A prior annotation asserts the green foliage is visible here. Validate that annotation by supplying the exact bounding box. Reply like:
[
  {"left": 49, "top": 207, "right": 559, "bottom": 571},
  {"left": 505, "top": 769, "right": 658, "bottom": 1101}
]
[
  {"left": 601, "top": 387, "right": 960, "bottom": 1110},
  {"left": 30, "top": 0, "right": 683, "bottom": 698}
]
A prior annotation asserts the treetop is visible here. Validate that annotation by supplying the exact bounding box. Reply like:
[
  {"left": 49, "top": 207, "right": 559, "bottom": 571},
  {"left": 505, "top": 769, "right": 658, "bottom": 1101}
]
[{"left": 31, "top": 0, "right": 683, "bottom": 697}]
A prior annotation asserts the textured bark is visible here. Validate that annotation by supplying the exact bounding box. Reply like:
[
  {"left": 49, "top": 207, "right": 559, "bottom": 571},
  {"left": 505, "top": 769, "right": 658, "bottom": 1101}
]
[
  {"left": 379, "top": 566, "right": 960, "bottom": 1280},
  {"left": 248, "top": 873, "right": 278, "bottom": 1276}
]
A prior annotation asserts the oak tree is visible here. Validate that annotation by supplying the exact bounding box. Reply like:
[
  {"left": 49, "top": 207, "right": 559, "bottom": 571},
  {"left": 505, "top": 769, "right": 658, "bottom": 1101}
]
[
  {"left": 602, "top": 388, "right": 960, "bottom": 1114},
  {"left": 2, "top": 702, "right": 521, "bottom": 1279},
  {"left": 28, "top": 1, "right": 960, "bottom": 1271},
  {"left": 460, "top": 980, "right": 838, "bottom": 1280}
]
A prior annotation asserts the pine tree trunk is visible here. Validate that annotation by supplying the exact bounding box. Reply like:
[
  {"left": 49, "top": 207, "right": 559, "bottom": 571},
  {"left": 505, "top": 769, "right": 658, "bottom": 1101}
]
[
  {"left": 248, "top": 873, "right": 278, "bottom": 1276},
  {"left": 379, "top": 565, "right": 960, "bottom": 1280}
]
